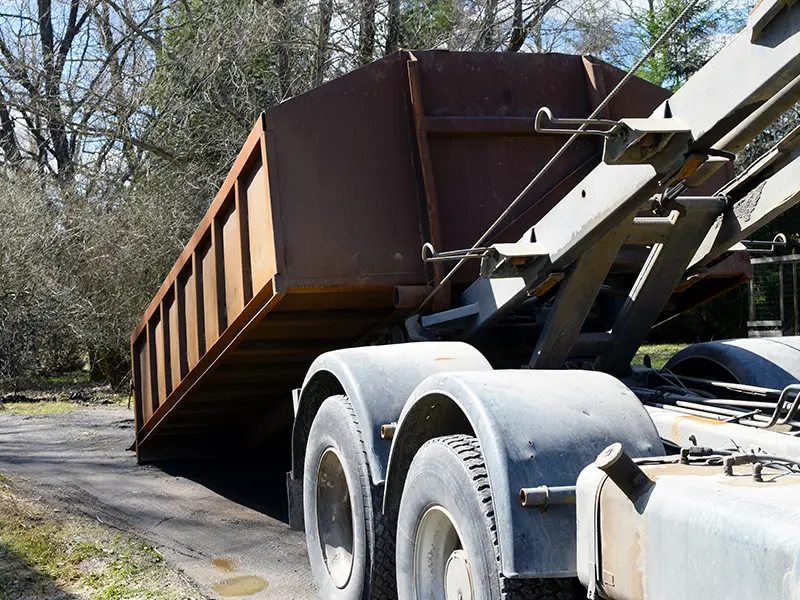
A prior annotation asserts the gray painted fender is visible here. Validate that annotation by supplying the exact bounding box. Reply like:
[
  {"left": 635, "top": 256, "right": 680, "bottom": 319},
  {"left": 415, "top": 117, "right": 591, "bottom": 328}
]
[
  {"left": 383, "top": 370, "right": 664, "bottom": 579},
  {"left": 664, "top": 337, "right": 800, "bottom": 388},
  {"left": 291, "top": 342, "right": 492, "bottom": 486}
]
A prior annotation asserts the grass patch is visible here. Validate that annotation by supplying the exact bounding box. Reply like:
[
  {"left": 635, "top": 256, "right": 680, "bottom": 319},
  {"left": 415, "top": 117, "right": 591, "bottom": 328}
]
[
  {"left": 0, "top": 371, "right": 130, "bottom": 414},
  {"left": 0, "top": 401, "right": 79, "bottom": 416},
  {"left": 632, "top": 343, "right": 687, "bottom": 370},
  {"left": 0, "top": 473, "right": 200, "bottom": 600}
]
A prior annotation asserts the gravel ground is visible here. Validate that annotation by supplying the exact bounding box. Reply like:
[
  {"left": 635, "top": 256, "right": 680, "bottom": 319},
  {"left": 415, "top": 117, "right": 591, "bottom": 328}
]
[{"left": 0, "top": 405, "right": 315, "bottom": 599}]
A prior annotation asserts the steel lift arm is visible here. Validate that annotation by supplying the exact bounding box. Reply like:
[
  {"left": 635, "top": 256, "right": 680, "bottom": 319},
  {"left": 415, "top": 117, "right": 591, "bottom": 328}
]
[{"left": 418, "top": 0, "right": 800, "bottom": 374}]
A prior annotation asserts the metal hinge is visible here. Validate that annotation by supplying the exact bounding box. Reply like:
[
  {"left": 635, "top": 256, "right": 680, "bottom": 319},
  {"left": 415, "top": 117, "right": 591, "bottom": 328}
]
[
  {"left": 480, "top": 242, "right": 548, "bottom": 278},
  {"left": 535, "top": 106, "right": 693, "bottom": 166}
]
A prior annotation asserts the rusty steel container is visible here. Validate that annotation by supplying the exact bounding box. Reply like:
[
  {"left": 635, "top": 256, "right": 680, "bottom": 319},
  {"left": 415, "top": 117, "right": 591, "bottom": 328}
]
[{"left": 131, "top": 50, "right": 675, "bottom": 460}]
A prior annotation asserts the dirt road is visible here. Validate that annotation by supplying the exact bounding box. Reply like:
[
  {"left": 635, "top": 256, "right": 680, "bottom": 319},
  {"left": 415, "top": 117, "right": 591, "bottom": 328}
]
[{"left": 0, "top": 405, "right": 315, "bottom": 599}]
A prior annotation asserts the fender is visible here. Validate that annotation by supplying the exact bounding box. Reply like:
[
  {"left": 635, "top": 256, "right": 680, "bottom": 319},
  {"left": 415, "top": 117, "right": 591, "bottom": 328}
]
[
  {"left": 665, "top": 336, "right": 800, "bottom": 387},
  {"left": 290, "top": 341, "right": 491, "bottom": 487},
  {"left": 383, "top": 370, "right": 664, "bottom": 578}
]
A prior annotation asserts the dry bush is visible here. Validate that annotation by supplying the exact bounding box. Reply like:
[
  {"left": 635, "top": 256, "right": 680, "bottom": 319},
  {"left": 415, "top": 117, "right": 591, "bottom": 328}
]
[{"left": 0, "top": 171, "right": 85, "bottom": 379}]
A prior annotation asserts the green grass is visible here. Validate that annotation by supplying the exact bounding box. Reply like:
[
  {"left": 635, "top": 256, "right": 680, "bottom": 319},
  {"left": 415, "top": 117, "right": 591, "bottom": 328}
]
[
  {"left": 0, "top": 370, "right": 130, "bottom": 414},
  {"left": 0, "top": 401, "right": 79, "bottom": 416},
  {"left": 632, "top": 343, "right": 687, "bottom": 370},
  {"left": 0, "top": 472, "right": 200, "bottom": 600}
]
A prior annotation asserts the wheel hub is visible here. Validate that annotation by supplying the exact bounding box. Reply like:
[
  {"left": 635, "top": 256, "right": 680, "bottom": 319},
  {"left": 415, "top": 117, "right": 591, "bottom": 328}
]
[
  {"left": 316, "top": 448, "right": 354, "bottom": 588},
  {"left": 413, "top": 505, "right": 474, "bottom": 600},
  {"left": 445, "top": 549, "right": 474, "bottom": 600}
]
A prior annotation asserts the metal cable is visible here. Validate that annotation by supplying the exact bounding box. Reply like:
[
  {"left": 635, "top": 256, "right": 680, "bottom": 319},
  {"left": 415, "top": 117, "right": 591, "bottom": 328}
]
[{"left": 417, "top": 0, "right": 705, "bottom": 311}]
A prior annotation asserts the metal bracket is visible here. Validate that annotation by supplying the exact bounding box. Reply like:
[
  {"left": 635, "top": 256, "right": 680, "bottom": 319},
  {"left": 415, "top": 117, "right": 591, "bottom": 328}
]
[
  {"left": 534, "top": 107, "right": 621, "bottom": 137},
  {"left": 480, "top": 242, "right": 548, "bottom": 278},
  {"left": 535, "top": 107, "right": 693, "bottom": 166},
  {"left": 420, "top": 302, "right": 480, "bottom": 331},
  {"left": 421, "top": 242, "right": 488, "bottom": 263},
  {"left": 423, "top": 241, "right": 548, "bottom": 278},
  {"left": 742, "top": 233, "right": 787, "bottom": 254},
  {"left": 519, "top": 485, "right": 577, "bottom": 508},
  {"left": 604, "top": 118, "right": 693, "bottom": 165}
]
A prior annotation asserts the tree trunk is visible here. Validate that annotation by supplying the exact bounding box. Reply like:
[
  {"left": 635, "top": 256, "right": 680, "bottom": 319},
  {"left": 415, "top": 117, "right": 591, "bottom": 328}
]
[
  {"left": 0, "top": 96, "right": 20, "bottom": 165},
  {"left": 384, "top": 0, "right": 400, "bottom": 55},
  {"left": 359, "top": 0, "right": 376, "bottom": 65},
  {"left": 385, "top": 0, "right": 400, "bottom": 55},
  {"left": 37, "top": 0, "right": 84, "bottom": 181},
  {"left": 507, "top": 0, "right": 525, "bottom": 52},
  {"left": 475, "top": 0, "right": 498, "bottom": 51},
  {"left": 506, "top": 0, "right": 560, "bottom": 52},
  {"left": 314, "top": 0, "right": 333, "bottom": 85},
  {"left": 274, "top": 0, "right": 293, "bottom": 98}
]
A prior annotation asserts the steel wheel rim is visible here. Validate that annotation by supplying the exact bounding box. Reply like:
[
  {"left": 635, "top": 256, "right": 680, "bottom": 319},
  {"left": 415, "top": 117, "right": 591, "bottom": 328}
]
[
  {"left": 316, "top": 447, "right": 354, "bottom": 588},
  {"left": 413, "top": 505, "right": 474, "bottom": 600}
]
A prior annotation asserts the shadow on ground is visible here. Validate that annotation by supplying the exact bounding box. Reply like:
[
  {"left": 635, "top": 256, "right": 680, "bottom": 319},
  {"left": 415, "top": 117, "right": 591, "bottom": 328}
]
[
  {"left": 0, "top": 541, "right": 78, "bottom": 600},
  {"left": 156, "top": 458, "right": 290, "bottom": 523},
  {"left": 154, "top": 431, "right": 294, "bottom": 524}
]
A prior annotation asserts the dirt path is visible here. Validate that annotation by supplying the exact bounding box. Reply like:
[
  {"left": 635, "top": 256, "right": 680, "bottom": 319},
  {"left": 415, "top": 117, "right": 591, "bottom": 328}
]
[{"left": 0, "top": 406, "right": 315, "bottom": 599}]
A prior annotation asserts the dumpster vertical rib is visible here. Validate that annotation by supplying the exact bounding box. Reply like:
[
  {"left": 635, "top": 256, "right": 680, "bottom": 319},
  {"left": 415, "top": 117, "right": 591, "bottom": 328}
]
[
  {"left": 147, "top": 317, "right": 159, "bottom": 416},
  {"left": 262, "top": 126, "right": 286, "bottom": 280},
  {"left": 582, "top": 57, "right": 611, "bottom": 121},
  {"left": 131, "top": 336, "right": 144, "bottom": 434},
  {"left": 212, "top": 214, "right": 228, "bottom": 333},
  {"left": 407, "top": 52, "right": 448, "bottom": 308},
  {"left": 155, "top": 311, "right": 168, "bottom": 405}
]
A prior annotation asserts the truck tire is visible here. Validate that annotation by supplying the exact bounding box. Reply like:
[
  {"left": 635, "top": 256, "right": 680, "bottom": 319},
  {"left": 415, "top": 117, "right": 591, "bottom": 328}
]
[
  {"left": 303, "top": 394, "right": 393, "bottom": 600},
  {"left": 396, "top": 435, "right": 574, "bottom": 600}
]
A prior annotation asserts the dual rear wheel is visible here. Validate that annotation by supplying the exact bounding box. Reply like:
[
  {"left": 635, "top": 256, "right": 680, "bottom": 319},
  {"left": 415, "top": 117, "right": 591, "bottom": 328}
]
[
  {"left": 304, "top": 396, "right": 573, "bottom": 600},
  {"left": 303, "top": 395, "right": 393, "bottom": 600}
]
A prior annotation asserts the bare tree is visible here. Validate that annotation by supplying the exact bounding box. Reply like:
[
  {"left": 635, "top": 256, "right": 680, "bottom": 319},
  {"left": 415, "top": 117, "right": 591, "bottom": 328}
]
[
  {"left": 314, "top": 0, "right": 334, "bottom": 83},
  {"left": 0, "top": 1, "right": 170, "bottom": 181},
  {"left": 359, "top": 0, "right": 376, "bottom": 63},
  {"left": 385, "top": 0, "right": 399, "bottom": 54},
  {"left": 475, "top": 0, "right": 498, "bottom": 50},
  {"left": 507, "top": 0, "right": 560, "bottom": 52}
]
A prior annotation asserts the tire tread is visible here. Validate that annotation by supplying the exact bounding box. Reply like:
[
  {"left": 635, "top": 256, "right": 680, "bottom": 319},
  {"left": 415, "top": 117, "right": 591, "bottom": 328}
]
[
  {"left": 336, "top": 396, "right": 396, "bottom": 600},
  {"left": 430, "top": 434, "right": 574, "bottom": 600}
]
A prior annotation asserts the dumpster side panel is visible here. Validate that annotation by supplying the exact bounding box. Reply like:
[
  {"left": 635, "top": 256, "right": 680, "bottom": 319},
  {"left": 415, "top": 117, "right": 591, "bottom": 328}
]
[
  {"left": 221, "top": 199, "right": 246, "bottom": 321},
  {"left": 132, "top": 118, "right": 281, "bottom": 449},
  {"left": 264, "top": 52, "right": 425, "bottom": 290},
  {"left": 245, "top": 157, "right": 276, "bottom": 291},
  {"left": 199, "top": 236, "right": 219, "bottom": 348}
]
